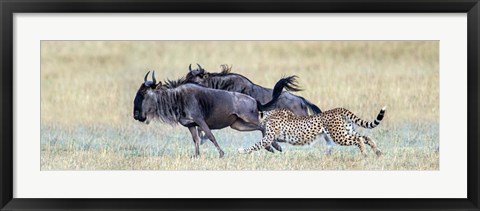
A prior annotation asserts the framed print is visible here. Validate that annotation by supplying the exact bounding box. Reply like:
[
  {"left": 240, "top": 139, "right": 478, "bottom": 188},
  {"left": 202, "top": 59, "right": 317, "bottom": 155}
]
[{"left": 1, "top": 0, "right": 479, "bottom": 210}]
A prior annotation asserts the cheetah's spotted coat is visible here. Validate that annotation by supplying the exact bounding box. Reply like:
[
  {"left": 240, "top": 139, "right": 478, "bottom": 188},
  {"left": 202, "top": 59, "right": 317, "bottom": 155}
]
[{"left": 238, "top": 107, "right": 386, "bottom": 156}]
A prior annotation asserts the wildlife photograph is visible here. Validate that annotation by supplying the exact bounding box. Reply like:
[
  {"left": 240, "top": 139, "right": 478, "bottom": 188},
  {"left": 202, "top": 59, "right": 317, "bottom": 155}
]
[{"left": 40, "top": 41, "right": 439, "bottom": 170}]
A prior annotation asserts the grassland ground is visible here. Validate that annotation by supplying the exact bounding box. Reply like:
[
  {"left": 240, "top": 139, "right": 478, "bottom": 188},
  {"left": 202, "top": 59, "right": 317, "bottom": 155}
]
[
  {"left": 41, "top": 121, "right": 438, "bottom": 170},
  {"left": 41, "top": 41, "right": 439, "bottom": 170}
]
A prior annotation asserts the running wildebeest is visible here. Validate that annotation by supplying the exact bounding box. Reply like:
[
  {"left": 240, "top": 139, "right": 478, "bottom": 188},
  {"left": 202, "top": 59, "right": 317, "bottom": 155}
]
[{"left": 133, "top": 71, "right": 298, "bottom": 158}]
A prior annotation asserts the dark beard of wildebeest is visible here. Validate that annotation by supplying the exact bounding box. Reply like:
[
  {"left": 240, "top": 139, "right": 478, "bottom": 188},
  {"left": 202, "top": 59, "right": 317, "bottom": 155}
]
[
  {"left": 133, "top": 70, "right": 298, "bottom": 158},
  {"left": 185, "top": 64, "right": 322, "bottom": 147}
]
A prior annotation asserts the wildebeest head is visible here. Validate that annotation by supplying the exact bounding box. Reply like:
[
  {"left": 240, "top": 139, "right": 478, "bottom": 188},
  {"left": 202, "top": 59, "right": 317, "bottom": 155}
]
[
  {"left": 185, "top": 63, "right": 208, "bottom": 85},
  {"left": 133, "top": 71, "right": 162, "bottom": 123}
]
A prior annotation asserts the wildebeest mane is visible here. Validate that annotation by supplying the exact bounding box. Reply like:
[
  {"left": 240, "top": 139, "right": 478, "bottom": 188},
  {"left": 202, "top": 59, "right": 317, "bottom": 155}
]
[
  {"left": 162, "top": 77, "right": 189, "bottom": 89},
  {"left": 207, "top": 71, "right": 303, "bottom": 94},
  {"left": 202, "top": 65, "right": 261, "bottom": 93},
  {"left": 211, "top": 64, "right": 232, "bottom": 75},
  {"left": 155, "top": 80, "right": 212, "bottom": 125},
  {"left": 208, "top": 65, "right": 252, "bottom": 81},
  {"left": 153, "top": 89, "right": 186, "bottom": 125},
  {"left": 163, "top": 76, "right": 210, "bottom": 89},
  {"left": 189, "top": 64, "right": 253, "bottom": 85}
]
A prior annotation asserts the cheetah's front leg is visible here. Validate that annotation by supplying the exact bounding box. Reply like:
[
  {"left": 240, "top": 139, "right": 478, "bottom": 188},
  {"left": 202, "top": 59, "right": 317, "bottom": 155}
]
[{"left": 238, "top": 134, "right": 276, "bottom": 154}]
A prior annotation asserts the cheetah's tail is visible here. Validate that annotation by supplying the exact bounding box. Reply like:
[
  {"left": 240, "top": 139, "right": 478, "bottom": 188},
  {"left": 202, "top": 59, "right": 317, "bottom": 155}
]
[{"left": 348, "top": 106, "right": 386, "bottom": 129}]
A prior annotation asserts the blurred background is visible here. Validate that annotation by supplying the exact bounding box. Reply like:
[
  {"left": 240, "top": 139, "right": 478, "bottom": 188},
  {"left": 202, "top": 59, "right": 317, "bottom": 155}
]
[{"left": 41, "top": 41, "right": 439, "bottom": 170}]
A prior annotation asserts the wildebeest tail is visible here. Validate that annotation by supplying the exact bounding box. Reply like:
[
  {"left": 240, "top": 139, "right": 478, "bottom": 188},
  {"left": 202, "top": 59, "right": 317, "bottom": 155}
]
[
  {"left": 298, "top": 96, "right": 322, "bottom": 114},
  {"left": 257, "top": 76, "right": 301, "bottom": 111},
  {"left": 343, "top": 106, "right": 386, "bottom": 129}
]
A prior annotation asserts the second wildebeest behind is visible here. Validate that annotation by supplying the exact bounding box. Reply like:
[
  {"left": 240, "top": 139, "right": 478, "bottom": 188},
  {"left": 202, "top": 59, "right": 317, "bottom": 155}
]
[
  {"left": 185, "top": 64, "right": 322, "bottom": 115},
  {"left": 133, "top": 71, "right": 298, "bottom": 158}
]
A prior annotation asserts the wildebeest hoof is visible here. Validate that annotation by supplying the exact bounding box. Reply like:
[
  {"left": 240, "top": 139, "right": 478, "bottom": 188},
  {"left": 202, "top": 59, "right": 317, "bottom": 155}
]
[
  {"left": 219, "top": 151, "right": 225, "bottom": 158},
  {"left": 376, "top": 150, "right": 383, "bottom": 157}
]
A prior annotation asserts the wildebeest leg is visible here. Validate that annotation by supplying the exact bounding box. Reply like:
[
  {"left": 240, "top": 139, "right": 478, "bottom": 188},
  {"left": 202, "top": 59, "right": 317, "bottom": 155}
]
[
  {"left": 195, "top": 120, "right": 225, "bottom": 158},
  {"left": 197, "top": 127, "right": 209, "bottom": 145},
  {"left": 188, "top": 127, "right": 200, "bottom": 158},
  {"left": 230, "top": 120, "right": 277, "bottom": 153}
]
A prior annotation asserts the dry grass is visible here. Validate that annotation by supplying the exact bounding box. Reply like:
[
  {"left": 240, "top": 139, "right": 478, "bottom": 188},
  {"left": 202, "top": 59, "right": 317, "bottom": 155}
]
[{"left": 40, "top": 41, "right": 439, "bottom": 170}]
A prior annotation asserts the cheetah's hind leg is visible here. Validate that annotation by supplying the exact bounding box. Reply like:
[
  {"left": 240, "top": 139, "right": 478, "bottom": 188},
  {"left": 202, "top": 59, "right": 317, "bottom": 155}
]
[
  {"left": 271, "top": 141, "right": 283, "bottom": 152},
  {"left": 363, "top": 135, "right": 382, "bottom": 157},
  {"left": 330, "top": 131, "right": 368, "bottom": 157},
  {"left": 322, "top": 134, "right": 336, "bottom": 156},
  {"left": 345, "top": 125, "right": 381, "bottom": 157},
  {"left": 265, "top": 146, "right": 275, "bottom": 153}
]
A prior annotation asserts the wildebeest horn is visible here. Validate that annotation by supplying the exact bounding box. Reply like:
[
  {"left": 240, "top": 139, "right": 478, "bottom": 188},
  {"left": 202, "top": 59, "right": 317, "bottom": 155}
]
[
  {"left": 144, "top": 71, "right": 150, "bottom": 83},
  {"left": 189, "top": 64, "right": 192, "bottom": 72},
  {"left": 197, "top": 63, "right": 203, "bottom": 70},
  {"left": 152, "top": 70, "right": 157, "bottom": 85}
]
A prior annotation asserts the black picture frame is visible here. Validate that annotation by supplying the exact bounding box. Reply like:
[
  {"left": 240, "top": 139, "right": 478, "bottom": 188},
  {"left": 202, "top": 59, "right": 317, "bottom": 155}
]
[{"left": 1, "top": 0, "right": 479, "bottom": 210}]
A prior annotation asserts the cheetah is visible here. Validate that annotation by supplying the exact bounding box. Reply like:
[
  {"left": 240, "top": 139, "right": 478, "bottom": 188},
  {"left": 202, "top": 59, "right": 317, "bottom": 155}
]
[{"left": 238, "top": 107, "right": 386, "bottom": 157}]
